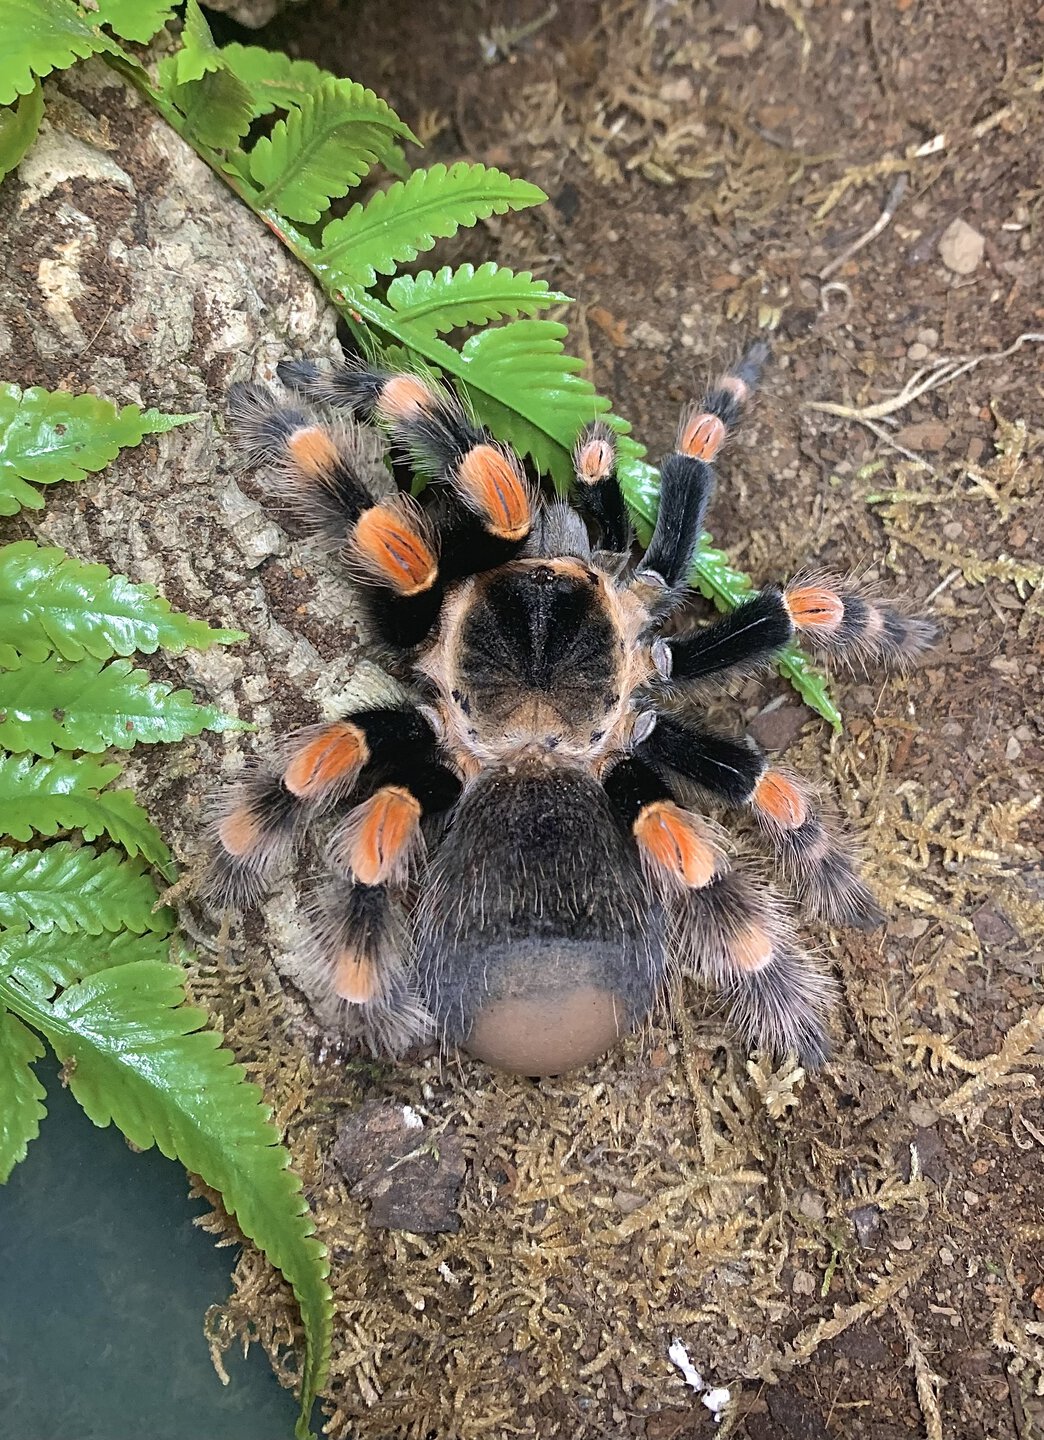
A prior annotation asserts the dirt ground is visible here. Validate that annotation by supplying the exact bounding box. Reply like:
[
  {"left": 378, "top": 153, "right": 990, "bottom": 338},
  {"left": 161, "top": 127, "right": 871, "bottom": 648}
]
[
  {"left": 186, "top": 0, "right": 1044, "bottom": 1436},
  {"left": 13, "top": 0, "right": 1038, "bottom": 1435}
]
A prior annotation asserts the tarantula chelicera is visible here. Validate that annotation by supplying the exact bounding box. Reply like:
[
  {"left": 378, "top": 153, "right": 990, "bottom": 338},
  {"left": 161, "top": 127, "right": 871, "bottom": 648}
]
[{"left": 205, "top": 344, "right": 934, "bottom": 1076}]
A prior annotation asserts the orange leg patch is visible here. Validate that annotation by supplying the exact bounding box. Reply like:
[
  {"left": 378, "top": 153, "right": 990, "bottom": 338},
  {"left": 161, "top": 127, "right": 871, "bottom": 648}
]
[
  {"left": 455, "top": 444, "right": 532, "bottom": 541},
  {"left": 351, "top": 503, "right": 438, "bottom": 595},
  {"left": 343, "top": 786, "right": 422, "bottom": 886},
  {"left": 331, "top": 948, "right": 378, "bottom": 1004},
  {"left": 634, "top": 801, "right": 720, "bottom": 888},
  {"left": 784, "top": 585, "right": 845, "bottom": 633},
  {"left": 284, "top": 722, "right": 369, "bottom": 799},
  {"left": 286, "top": 424, "right": 340, "bottom": 478},
  {"left": 728, "top": 921, "right": 774, "bottom": 973},
  {"left": 376, "top": 373, "right": 438, "bottom": 423},
  {"left": 753, "top": 770, "right": 808, "bottom": 830},
  {"left": 575, "top": 435, "right": 615, "bottom": 484},
  {"left": 679, "top": 412, "right": 726, "bottom": 461},
  {"left": 217, "top": 806, "right": 260, "bottom": 858}
]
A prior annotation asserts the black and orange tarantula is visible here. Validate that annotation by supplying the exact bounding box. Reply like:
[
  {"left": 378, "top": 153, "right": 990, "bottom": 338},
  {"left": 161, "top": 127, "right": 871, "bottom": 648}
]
[{"left": 205, "top": 344, "right": 934, "bottom": 1076}]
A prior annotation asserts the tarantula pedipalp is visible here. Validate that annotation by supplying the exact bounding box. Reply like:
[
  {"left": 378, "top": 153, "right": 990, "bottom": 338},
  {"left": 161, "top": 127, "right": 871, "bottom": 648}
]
[{"left": 204, "top": 344, "right": 935, "bottom": 1076}]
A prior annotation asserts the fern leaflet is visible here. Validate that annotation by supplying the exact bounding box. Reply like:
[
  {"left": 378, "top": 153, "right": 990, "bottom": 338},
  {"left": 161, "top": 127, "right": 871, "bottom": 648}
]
[
  {"left": 0, "top": 81, "right": 44, "bottom": 183},
  {"left": 386, "top": 263, "right": 569, "bottom": 338},
  {"left": 0, "top": 0, "right": 112, "bottom": 107},
  {"left": 220, "top": 43, "right": 329, "bottom": 115},
  {"left": 0, "top": 384, "right": 197, "bottom": 515},
  {"left": 316, "top": 162, "right": 546, "bottom": 290},
  {"left": 0, "top": 842, "right": 173, "bottom": 936},
  {"left": 0, "top": 752, "right": 172, "bottom": 872},
  {"left": 0, "top": 655, "right": 247, "bottom": 757},
  {"left": 0, "top": 1005, "right": 46, "bottom": 1182},
  {"left": 0, "top": 925, "right": 170, "bottom": 998},
  {"left": 246, "top": 77, "right": 411, "bottom": 223},
  {"left": 0, "top": 959, "right": 333, "bottom": 1438},
  {"left": 93, "top": 0, "right": 178, "bottom": 44},
  {"left": 0, "top": 541, "right": 245, "bottom": 667}
]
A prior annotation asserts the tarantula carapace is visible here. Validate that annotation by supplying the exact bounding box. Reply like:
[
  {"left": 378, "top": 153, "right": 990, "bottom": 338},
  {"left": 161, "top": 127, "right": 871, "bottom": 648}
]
[{"left": 205, "top": 344, "right": 934, "bottom": 1076}]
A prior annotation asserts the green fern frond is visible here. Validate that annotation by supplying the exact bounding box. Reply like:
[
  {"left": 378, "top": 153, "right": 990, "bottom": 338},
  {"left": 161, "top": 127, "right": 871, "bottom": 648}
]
[
  {"left": 0, "top": 753, "right": 172, "bottom": 872},
  {"left": 0, "top": 959, "right": 333, "bottom": 1436},
  {"left": 0, "top": 383, "right": 197, "bottom": 515},
  {"left": 170, "top": 0, "right": 223, "bottom": 85},
  {"left": 0, "top": 925, "right": 170, "bottom": 998},
  {"left": 246, "top": 77, "right": 411, "bottom": 223},
  {"left": 0, "top": 0, "right": 112, "bottom": 107},
  {"left": 386, "top": 262, "right": 569, "bottom": 338},
  {"left": 219, "top": 43, "right": 328, "bottom": 115},
  {"left": 0, "top": 1005, "right": 46, "bottom": 1182},
  {"left": 0, "top": 842, "right": 173, "bottom": 936},
  {"left": 0, "top": 81, "right": 44, "bottom": 183},
  {"left": 317, "top": 162, "right": 546, "bottom": 290},
  {"left": 0, "top": 541, "right": 244, "bottom": 667},
  {"left": 93, "top": 0, "right": 177, "bottom": 45},
  {"left": 459, "top": 319, "right": 614, "bottom": 489},
  {"left": 0, "top": 654, "right": 245, "bottom": 757}
]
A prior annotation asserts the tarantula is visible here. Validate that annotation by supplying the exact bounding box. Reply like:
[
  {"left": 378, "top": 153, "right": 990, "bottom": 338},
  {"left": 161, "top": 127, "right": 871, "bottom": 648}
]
[{"left": 204, "top": 343, "right": 934, "bottom": 1076}]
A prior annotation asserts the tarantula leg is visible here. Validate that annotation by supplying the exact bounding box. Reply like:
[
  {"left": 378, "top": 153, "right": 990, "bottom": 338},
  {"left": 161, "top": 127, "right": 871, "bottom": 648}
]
[
  {"left": 304, "top": 878, "right": 431, "bottom": 1055},
  {"left": 227, "top": 381, "right": 385, "bottom": 537},
  {"left": 781, "top": 577, "right": 937, "bottom": 666},
  {"left": 638, "top": 715, "right": 883, "bottom": 927},
  {"left": 674, "top": 865, "right": 835, "bottom": 1068},
  {"left": 280, "top": 358, "right": 536, "bottom": 577},
  {"left": 604, "top": 756, "right": 724, "bottom": 892},
  {"left": 202, "top": 769, "right": 304, "bottom": 908},
  {"left": 572, "top": 421, "right": 632, "bottom": 553},
  {"left": 637, "top": 343, "right": 768, "bottom": 594}
]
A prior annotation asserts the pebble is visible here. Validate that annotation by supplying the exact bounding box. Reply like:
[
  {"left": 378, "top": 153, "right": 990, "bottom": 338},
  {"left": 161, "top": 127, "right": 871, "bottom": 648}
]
[
  {"left": 792, "top": 1270, "right": 817, "bottom": 1296},
  {"left": 907, "top": 342, "right": 929, "bottom": 361},
  {"left": 798, "top": 1188, "right": 827, "bottom": 1222},
  {"left": 916, "top": 327, "right": 940, "bottom": 347},
  {"left": 939, "top": 217, "right": 985, "bottom": 274}
]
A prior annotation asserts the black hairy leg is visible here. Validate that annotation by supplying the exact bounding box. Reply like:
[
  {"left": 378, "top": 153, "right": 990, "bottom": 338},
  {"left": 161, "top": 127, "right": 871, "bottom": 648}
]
[
  {"left": 639, "top": 714, "right": 884, "bottom": 929},
  {"left": 636, "top": 343, "right": 768, "bottom": 596}
]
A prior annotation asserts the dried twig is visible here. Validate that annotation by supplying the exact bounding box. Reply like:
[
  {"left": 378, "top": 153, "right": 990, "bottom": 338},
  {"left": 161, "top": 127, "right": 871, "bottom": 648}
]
[{"left": 819, "top": 174, "right": 908, "bottom": 280}]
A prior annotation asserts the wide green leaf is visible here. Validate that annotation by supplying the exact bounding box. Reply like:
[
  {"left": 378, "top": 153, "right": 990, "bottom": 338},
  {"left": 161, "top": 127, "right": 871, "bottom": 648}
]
[
  {"left": 0, "top": 654, "right": 245, "bottom": 757},
  {"left": 0, "top": 383, "right": 197, "bottom": 514},
  {"left": 0, "top": 1005, "right": 46, "bottom": 1182},
  {"left": 93, "top": 0, "right": 177, "bottom": 44},
  {"left": 247, "top": 77, "right": 411, "bottom": 223},
  {"left": 0, "top": 541, "right": 244, "bottom": 667},
  {"left": 0, "top": 752, "right": 172, "bottom": 871},
  {"left": 0, "top": 925, "right": 170, "bottom": 997},
  {"left": 0, "top": 960, "right": 333, "bottom": 1435},
  {"left": 457, "top": 319, "right": 611, "bottom": 489},
  {"left": 386, "top": 262, "right": 569, "bottom": 338},
  {"left": 0, "top": 0, "right": 112, "bottom": 107},
  {"left": 220, "top": 43, "right": 336, "bottom": 116},
  {"left": 0, "top": 82, "right": 44, "bottom": 183},
  {"left": 317, "top": 162, "right": 546, "bottom": 290},
  {"left": 0, "top": 842, "right": 173, "bottom": 936}
]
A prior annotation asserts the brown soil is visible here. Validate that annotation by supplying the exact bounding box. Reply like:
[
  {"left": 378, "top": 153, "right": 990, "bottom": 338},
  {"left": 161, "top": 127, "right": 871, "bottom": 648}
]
[{"left": 213, "top": 0, "right": 1042, "bottom": 1436}]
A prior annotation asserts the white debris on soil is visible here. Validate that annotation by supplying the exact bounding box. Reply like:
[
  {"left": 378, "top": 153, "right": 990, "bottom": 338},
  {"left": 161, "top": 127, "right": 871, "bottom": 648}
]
[
  {"left": 401, "top": 1105, "right": 424, "bottom": 1130},
  {"left": 668, "top": 1338, "right": 704, "bottom": 1391},
  {"left": 668, "top": 1340, "right": 731, "bottom": 1423}
]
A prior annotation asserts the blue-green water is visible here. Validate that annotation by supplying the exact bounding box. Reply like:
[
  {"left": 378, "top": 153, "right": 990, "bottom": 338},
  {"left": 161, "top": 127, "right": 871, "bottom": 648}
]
[{"left": 0, "top": 1055, "right": 301, "bottom": 1440}]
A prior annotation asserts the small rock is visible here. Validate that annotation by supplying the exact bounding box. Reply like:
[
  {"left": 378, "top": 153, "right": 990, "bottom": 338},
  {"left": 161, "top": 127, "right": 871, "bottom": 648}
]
[
  {"left": 1006, "top": 734, "right": 1022, "bottom": 760},
  {"left": 747, "top": 700, "right": 810, "bottom": 752},
  {"left": 909, "top": 1101, "right": 940, "bottom": 1127},
  {"left": 849, "top": 1204, "right": 882, "bottom": 1248},
  {"left": 894, "top": 419, "right": 952, "bottom": 452},
  {"left": 906, "top": 341, "right": 929, "bottom": 361},
  {"left": 798, "top": 1188, "right": 827, "bottom": 1222},
  {"left": 792, "top": 1269, "right": 817, "bottom": 1296},
  {"left": 971, "top": 900, "right": 1015, "bottom": 946},
  {"left": 334, "top": 1100, "right": 467, "bottom": 1234},
  {"left": 939, "top": 217, "right": 985, "bottom": 275},
  {"left": 916, "top": 327, "right": 940, "bottom": 347}
]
